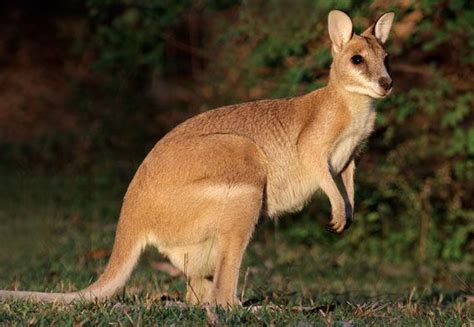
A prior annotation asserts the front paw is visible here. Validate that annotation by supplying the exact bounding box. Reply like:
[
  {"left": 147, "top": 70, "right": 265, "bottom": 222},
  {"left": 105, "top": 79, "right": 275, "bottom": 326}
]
[
  {"left": 327, "top": 206, "right": 353, "bottom": 233},
  {"left": 326, "top": 212, "right": 346, "bottom": 233}
]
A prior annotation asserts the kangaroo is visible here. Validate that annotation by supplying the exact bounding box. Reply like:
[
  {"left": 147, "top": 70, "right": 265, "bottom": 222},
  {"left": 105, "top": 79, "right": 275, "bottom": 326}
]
[{"left": 0, "top": 10, "right": 394, "bottom": 307}]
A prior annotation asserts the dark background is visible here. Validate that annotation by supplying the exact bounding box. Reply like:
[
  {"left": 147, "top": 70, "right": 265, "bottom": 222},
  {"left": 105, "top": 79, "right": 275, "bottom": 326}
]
[{"left": 0, "top": 0, "right": 472, "bottom": 318}]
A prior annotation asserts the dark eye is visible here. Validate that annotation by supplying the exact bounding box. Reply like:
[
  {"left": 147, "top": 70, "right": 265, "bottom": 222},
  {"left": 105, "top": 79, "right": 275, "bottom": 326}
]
[{"left": 351, "top": 55, "right": 364, "bottom": 65}]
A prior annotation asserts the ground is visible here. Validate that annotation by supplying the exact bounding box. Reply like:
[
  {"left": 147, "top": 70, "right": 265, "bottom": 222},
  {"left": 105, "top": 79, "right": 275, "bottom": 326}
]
[{"left": 0, "top": 167, "right": 472, "bottom": 325}]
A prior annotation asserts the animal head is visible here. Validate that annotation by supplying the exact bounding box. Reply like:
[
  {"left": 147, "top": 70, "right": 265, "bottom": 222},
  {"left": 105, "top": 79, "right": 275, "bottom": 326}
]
[{"left": 328, "top": 10, "right": 394, "bottom": 99}]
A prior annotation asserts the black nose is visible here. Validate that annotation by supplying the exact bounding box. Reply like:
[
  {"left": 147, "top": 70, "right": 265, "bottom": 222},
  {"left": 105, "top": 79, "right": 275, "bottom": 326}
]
[{"left": 378, "top": 77, "right": 393, "bottom": 91}]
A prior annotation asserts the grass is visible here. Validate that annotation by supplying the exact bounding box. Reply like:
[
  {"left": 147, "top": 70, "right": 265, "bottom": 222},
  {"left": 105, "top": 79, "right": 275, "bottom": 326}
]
[{"left": 0, "top": 166, "right": 472, "bottom": 325}]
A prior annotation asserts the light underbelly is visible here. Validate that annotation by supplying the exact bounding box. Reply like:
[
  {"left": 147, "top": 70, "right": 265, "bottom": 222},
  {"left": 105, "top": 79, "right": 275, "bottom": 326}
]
[{"left": 265, "top": 168, "right": 319, "bottom": 218}]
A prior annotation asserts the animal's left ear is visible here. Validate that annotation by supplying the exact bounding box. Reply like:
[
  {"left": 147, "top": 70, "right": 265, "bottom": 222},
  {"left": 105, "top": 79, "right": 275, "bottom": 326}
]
[{"left": 362, "top": 12, "right": 394, "bottom": 44}]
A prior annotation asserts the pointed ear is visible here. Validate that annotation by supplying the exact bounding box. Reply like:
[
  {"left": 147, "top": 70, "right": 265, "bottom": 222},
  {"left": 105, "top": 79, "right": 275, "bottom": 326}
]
[
  {"left": 328, "top": 10, "right": 353, "bottom": 54},
  {"left": 370, "top": 12, "right": 394, "bottom": 44}
]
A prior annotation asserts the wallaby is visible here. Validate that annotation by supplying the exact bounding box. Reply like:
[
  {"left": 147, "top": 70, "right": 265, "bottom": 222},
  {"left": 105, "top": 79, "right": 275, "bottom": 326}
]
[{"left": 0, "top": 10, "right": 394, "bottom": 307}]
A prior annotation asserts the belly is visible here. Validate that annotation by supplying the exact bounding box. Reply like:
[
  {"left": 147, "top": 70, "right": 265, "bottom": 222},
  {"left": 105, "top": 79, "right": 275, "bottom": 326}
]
[{"left": 265, "top": 165, "right": 320, "bottom": 218}]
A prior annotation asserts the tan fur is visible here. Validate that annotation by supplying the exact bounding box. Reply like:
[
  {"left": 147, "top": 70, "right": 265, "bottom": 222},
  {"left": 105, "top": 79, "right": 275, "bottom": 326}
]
[{"left": 0, "top": 10, "right": 394, "bottom": 308}]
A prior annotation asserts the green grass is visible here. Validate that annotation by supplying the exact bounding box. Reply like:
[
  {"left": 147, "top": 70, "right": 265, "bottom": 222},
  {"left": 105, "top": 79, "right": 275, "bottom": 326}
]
[{"left": 0, "top": 167, "right": 472, "bottom": 325}]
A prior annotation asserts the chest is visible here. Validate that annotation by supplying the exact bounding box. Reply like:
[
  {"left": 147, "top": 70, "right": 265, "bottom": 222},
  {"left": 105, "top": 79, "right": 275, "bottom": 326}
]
[{"left": 329, "top": 107, "right": 376, "bottom": 173}]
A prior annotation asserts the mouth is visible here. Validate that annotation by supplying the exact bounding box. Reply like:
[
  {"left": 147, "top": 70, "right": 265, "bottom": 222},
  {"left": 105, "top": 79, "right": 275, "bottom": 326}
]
[
  {"left": 343, "top": 84, "right": 393, "bottom": 99},
  {"left": 371, "top": 87, "right": 392, "bottom": 98}
]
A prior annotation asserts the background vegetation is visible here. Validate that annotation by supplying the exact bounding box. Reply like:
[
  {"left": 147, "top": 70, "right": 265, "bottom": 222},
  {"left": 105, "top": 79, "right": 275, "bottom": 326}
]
[{"left": 0, "top": 0, "right": 472, "bottom": 324}]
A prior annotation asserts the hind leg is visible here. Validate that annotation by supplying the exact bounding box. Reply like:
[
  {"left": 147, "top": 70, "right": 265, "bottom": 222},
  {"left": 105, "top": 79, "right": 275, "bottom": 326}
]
[
  {"left": 211, "top": 235, "right": 250, "bottom": 307},
  {"left": 171, "top": 185, "right": 262, "bottom": 308},
  {"left": 210, "top": 190, "right": 263, "bottom": 308},
  {"left": 145, "top": 135, "right": 266, "bottom": 306},
  {"left": 161, "top": 184, "right": 262, "bottom": 308}
]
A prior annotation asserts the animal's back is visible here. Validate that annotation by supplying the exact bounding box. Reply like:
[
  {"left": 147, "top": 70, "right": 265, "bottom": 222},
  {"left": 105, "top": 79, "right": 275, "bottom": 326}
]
[{"left": 162, "top": 97, "right": 305, "bottom": 148}]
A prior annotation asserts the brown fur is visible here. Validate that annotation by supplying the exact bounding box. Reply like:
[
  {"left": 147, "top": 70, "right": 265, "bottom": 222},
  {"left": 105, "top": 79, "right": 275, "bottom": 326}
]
[{"left": 0, "top": 10, "right": 394, "bottom": 307}]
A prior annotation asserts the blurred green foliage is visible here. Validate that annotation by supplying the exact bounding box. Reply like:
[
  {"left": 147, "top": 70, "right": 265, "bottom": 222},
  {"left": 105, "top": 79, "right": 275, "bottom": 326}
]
[
  {"left": 87, "top": 0, "right": 192, "bottom": 72},
  {"left": 1, "top": 0, "right": 472, "bottom": 269}
]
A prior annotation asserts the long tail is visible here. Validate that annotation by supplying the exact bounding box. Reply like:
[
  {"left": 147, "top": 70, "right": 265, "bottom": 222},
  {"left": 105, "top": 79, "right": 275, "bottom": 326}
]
[{"left": 0, "top": 225, "right": 143, "bottom": 303}]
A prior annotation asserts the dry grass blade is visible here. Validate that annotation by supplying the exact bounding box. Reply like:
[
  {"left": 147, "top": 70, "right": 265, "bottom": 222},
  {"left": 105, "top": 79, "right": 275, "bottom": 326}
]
[
  {"left": 347, "top": 301, "right": 388, "bottom": 318},
  {"left": 246, "top": 303, "right": 335, "bottom": 314}
]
